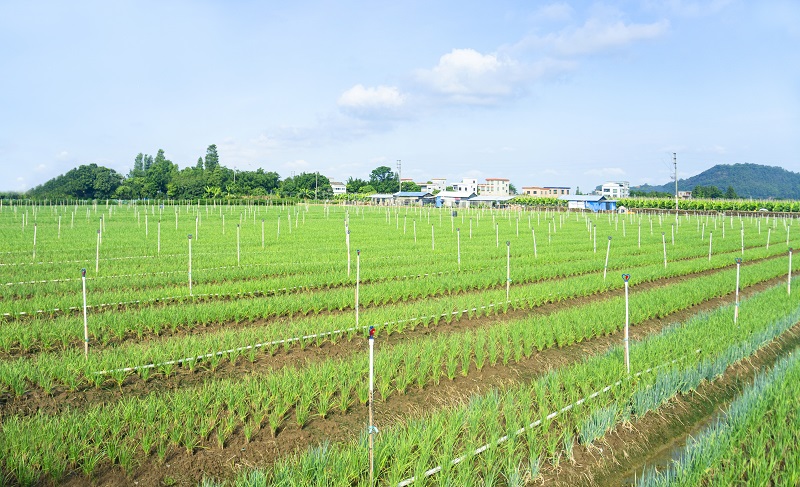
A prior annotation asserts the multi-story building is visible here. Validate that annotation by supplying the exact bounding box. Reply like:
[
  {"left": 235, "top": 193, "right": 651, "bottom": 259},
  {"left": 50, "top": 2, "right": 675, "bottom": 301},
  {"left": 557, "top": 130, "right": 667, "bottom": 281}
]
[
  {"left": 453, "top": 178, "right": 478, "bottom": 194},
  {"left": 430, "top": 178, "right": 448, "bottom": 192},
  {"left": 521, "top": 186, "right": 570, "bottom": 197},
  {"left": 477, "top": 178, "right": 510, "bottom": 196},
  {"left": 601, "top": 181, "right": 630, "bottom": 199}
]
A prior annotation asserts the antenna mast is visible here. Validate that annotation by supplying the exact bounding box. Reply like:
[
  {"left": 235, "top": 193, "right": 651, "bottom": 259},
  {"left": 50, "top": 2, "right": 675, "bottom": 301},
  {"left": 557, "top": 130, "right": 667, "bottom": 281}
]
[
  {"left": 673, "top": 152, "right": 678, "bottom": 216},
  {"left": 397, "top": 159, "right": 402, "bottom": 193}
]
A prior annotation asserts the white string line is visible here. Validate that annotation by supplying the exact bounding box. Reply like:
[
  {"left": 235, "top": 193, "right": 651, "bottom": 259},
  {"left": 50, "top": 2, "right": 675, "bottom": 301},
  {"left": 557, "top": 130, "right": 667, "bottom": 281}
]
[
  {"left": 3, "top": 248, "right": 782, "bottom": 319},
  {"left": 2, "top": 262, "right": 475, "bottom": 287},
  {"left": 1, "top": 268, "right": 480, "bottom": 318},
  {"left": 93, "top": 300, "right": 514, "bottom": 375},
  {"left": 396, "top": 349, "right": 703, "bottom": 487}
]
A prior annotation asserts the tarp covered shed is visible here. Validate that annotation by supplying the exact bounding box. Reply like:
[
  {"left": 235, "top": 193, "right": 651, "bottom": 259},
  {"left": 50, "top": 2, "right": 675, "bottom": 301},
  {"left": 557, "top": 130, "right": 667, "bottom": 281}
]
[
  {"left": 392, "top": 191, "right": 433, "bottom": 205},
  {"left": 558, "top": 195, "right": 617, "bottom": 212}
]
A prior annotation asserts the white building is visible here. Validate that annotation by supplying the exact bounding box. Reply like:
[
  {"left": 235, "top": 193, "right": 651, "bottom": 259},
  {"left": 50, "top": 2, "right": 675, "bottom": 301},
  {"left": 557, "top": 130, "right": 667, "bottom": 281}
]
[
  {"left": 478, "top": 178, "right": 511, "bottom": 196},
  {"left": 601, "top": 181, "right": 630, "bottom": 199},
  {"left": 436, "top": 190, "right": 476, "bottom": 207},
  {"left": 430, "top": 178, "right": 448, "bottom": 192},
  {"left": 453, "top": 178, "right": 478, "bottom": 194},
  {"left": 521, "top": 186, "right": 570, "bottom": 197},
  {"left": 330, "top": 181, "right": 346, "bottom": 195}
]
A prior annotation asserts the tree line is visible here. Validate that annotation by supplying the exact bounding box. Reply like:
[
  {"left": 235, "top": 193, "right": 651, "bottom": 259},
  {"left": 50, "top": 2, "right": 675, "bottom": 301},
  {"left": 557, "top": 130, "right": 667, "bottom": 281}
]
[{"left": 25, "top": 145, "right": 421, "bottom": 201}]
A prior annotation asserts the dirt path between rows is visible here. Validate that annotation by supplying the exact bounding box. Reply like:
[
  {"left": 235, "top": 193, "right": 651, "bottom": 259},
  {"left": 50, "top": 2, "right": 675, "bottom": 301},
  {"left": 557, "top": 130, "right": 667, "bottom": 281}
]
[
  {"left": 47, "top": 275, "right": 795, "bottom": 487},
  {"left": 1, "top": 244, "right": 772, "bottom": 355},
  {"left": 537, "top": 320, "right": 800, "bottom": 486},
  {"left": 0, "top": 253, "right": 782, "bottom": 420}
]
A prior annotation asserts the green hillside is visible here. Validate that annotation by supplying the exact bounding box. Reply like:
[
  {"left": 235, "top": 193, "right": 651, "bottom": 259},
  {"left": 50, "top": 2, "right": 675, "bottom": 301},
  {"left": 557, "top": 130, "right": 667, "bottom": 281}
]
[{"left": 636, "top": 163, "right": 800, "bottom": 199}]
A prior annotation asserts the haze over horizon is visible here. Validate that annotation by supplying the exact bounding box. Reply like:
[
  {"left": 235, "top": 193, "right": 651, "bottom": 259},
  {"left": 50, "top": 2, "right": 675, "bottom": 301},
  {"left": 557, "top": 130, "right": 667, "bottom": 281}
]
[{"left": 1, "top": 0, "right": 798, "bottom": 194}]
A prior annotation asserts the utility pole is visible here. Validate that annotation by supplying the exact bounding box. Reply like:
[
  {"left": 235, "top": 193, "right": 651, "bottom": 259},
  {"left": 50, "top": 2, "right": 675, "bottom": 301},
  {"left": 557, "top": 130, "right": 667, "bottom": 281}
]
[
  {"left": 397, "top": 159, "right": 402, "bottom": 193},
  {"left": 674, "top": 152, "right": 678, "bottom": 214}
]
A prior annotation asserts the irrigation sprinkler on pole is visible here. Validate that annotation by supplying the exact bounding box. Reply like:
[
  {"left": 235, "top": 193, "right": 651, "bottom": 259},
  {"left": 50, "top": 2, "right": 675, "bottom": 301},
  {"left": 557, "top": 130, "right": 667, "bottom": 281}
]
[
  {"left": 158, "top": 220, "right": 161, "bottom": 255},
  {"left": 789, "top": 248, "right": 793, "bottom": 296},
  {"left": 367, "top": 325, "right": 377, "bottom": 487},
  {"left": 237, "top": 224, "right": 241, "bottom": 266},
  {"left": 671, "top": 224, "right": 675, "bottom": 245},
  {"left": 356, "top": 250, "right": 361, "bottom": 327},
  {"left": 708, "top": 232, "right": 713, "bottom": 261},
  {"left": 734, "top": 258, "right": 742, "bottom": 324},
  {"left": 593, "top": 225, "right": 597, "bottom": 253},
  {"left": 413, "top": 220, "right": 417, "bottom": 243},
  {"left": 346, "top": 229, "right": 351, "bottom": 276},
  {"left": 58, "top": 215, "right": 61, "bottom": 239},
  {"left": 506, "top": 241, "right": 511, "bottom": 302},
  {"left": 740, "top": 227, "right": 745, "bottom": 256},
  {"left": 603, "top": 236, "right": 612, "bottom": 282},
  {"left": 82, "top": 268, "right": 89, "bottom": 359},
  {"left": 32, "top": 223, "right": 37, "bottom": 260},
  {"left": 532, "top": 228, "right": 537, "bottom": 258},
  {"left": 767, "top": 228, "right": 771, "bottom": 249},
  {"left": 188, "top": 234, "right": 193, "bottom": 296},
  {"left": 662, "top": 232, "right": 667, "bottom": 269},
  {"left": 431, "top": 225, "right": 435, "bottom": 251},
  {"left": 622, "top": 274, "right": 631, "bottom": 374},
  {"left": 496, "top": 223, "right": 499, "bottom": 248},
  {"left": 457, "top": 228, "right": 461, "bottom": 268},
  {"left": 95, "top": 229, "right": 100, "bottom": 274},
  {"left": 261, "top": 219, "right": 265, "bottom": 249}
]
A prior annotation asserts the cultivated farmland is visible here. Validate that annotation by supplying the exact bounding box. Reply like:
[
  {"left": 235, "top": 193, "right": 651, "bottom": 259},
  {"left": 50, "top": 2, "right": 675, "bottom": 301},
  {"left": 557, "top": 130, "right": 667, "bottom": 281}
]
[{"left": 1, "top": 201, "right": 799, "bottom": 486}]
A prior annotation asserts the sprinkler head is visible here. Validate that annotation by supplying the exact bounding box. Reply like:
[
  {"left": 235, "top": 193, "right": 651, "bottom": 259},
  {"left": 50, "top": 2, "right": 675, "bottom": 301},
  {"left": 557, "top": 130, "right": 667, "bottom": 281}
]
[
  {"left": 622, "top": 274, "right": 630, "bottom": 282},
  {"left": 736, "top": 258, "right": 742, "bottom": 264},
  {"left": 81, "top": 268, "right": 86, "bottom": 278},
  {"left": 369, "top": 326, "right": 375, "bottom": 338}
]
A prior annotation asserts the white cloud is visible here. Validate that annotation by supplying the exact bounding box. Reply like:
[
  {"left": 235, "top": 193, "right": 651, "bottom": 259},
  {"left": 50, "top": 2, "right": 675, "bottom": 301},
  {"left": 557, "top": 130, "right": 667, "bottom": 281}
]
[
  {"left": 532, "top": 3, "right": 574, "bottom": 22},
  {"left": 282, "top": 159, "right": 310, "bottom": 170},
  {"left": 337, "top": 84, "right": 406, "bottom": 119},
  {"left": 527, "top": 18, "right": 670, "bottom": 56},
  {"left": 584, "top": 167, "right": 626, "bottom": 177},
  {"left": 414, "top": 48, "right": 575, "bottom": 105},
  {"left": 415, "top": 49, "right": 519, "bottom": 103},
  {"left": 653, "top": 0, "right": 734, "bottom": 17}
]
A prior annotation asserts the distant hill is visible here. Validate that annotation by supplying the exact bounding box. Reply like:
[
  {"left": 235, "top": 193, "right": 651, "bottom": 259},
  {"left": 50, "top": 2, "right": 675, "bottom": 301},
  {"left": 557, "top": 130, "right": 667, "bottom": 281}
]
[{"left": 635, "top": 163, "right": 800, "bottom": 200}]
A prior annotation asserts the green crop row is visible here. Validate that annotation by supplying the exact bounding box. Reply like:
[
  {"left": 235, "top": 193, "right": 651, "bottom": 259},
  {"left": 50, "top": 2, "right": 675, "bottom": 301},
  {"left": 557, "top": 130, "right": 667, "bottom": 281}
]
[
  {"left": 215, "top": 283, "right": 800, "bottom": 487},
  {"left": 637, "top": 349, "right": 800, "bottom": 487},
  {"left": 0, "top": 259, "right": 798, "bottom": 484}
]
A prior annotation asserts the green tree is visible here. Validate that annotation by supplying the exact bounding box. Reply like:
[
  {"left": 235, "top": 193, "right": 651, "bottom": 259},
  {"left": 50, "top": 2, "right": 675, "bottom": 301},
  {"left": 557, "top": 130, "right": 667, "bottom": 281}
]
[
  {"left": 131, "top": 153, "right": 145, "bottom": 177},
  {"left": 196, "top": 157, "right": 204, "bottom": 170},
  {"left": 369, "top": 166, "right": 399, "bottom": 193},
  {"left": 204, "top": 144, "right": 219, "bottom": 171},
  {"left": 508, "top": 183, "right": 517, "bottom": 195},
  {"left": 346, "top": 177, "right": 369, "bottom": 194},
  {"left": 401, "top": 181, "right": 421, "bottom": 192},
  {"left": 724, "top": 185, "right": 738, "bottom": 199}
]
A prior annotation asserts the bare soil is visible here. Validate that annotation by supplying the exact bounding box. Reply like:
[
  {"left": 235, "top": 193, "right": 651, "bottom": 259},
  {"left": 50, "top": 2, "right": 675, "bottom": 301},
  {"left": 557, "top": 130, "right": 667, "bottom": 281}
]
[{"left": 39, "top": 275, "right": 794, "bottom": 487}]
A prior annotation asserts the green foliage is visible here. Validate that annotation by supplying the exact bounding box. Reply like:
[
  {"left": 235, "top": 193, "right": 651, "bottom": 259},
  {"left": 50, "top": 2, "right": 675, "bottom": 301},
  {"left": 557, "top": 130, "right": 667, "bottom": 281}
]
[
  {"left": 345, "top": 177, "right": 368, "bottom": 193},
  {"left": 28, "top": 163, "right": 123, "bottom": 200},
  {"left": 369, "top": 166, "right": 399, "bottom": 193},
  {"left": 637, "top": 163, "right": 800, "bottom": 199},
  {"left": 204, "top": 144, "right": 219, "bottom": 172},
  {"left": 401, "top": 181, "right": 421, "bottom": 192}
]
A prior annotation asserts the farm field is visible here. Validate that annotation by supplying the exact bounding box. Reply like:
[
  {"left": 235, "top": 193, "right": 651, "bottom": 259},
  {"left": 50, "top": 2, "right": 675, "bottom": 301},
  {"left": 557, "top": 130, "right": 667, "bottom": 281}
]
[{"left": 1, "top": 201, "right": 799, "bottom": 486}]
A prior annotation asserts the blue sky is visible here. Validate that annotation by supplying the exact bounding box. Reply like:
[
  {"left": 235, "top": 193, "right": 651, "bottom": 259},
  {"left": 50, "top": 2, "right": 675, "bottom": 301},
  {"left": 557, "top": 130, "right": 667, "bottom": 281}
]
[{"left": 1, "top": 0, "right": 798, "bottom": 193}]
